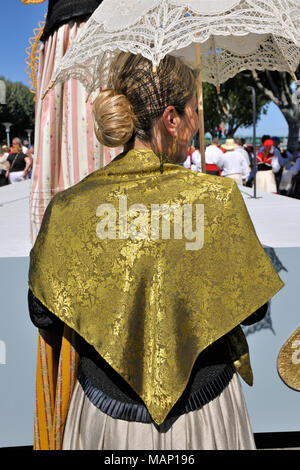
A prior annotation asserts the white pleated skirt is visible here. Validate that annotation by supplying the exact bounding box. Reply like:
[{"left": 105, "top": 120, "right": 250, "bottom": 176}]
[
  {"left": 62, "top": 373, "right": 256, "bottom": 450},
  {"left": 224, "top": 174, "right": 244, "bottom": 186},
  {"left": 256, "top": 170, "right": 277, "bottom": 193}
]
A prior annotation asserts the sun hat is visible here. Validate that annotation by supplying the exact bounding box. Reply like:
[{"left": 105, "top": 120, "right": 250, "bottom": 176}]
[{"left": 221, "top": 138, "right": 238, "bottom": 151}]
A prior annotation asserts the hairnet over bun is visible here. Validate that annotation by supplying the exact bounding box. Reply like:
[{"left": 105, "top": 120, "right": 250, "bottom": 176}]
[{"left": 93, "top": 88, "right": 137, "bottom": 147}]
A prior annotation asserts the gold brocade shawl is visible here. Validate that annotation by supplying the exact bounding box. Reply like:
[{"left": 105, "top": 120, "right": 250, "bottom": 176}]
[{"left": 29, "top": 149, "right": 284, "bottom": 425}]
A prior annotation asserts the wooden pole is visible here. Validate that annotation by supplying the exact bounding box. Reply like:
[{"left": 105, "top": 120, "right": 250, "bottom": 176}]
[
  {"left": 195, "top": 43, "right": 206, "bottom": 174},
  {"left": 247, "top": 86, "right": 258, "bottom": 199}
]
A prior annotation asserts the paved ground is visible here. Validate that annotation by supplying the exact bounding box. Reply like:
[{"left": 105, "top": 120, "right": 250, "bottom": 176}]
[
  {"left": 240, "top": 186, "right": 300, "bottom": 248},
  {"left": 0, "top": 179, "right": 31, "bottom": 257}
]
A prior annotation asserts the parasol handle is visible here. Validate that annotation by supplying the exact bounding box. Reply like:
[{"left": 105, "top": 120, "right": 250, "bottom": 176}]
[{"left": 195, "top": 43, "right": 206, "bottom": 174}]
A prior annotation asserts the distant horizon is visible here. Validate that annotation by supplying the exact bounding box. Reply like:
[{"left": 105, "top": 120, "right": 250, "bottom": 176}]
[{"left": 207, "top": 134, "right": 289, "bottom": 139}]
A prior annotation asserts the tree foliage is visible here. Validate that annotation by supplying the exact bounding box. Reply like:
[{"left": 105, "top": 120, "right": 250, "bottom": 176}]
[
  {"left": 203, "top": 71, "right": 269, "bottom": 138},
  {"left": 251, "top": 69, "right": 300, "bottom": 153},
  {"left": 0, "top": 77, "right": 35, "bottom": 144}
]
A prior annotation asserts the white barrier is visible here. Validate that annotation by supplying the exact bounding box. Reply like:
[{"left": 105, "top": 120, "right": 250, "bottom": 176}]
[{"left": 0, "top": 340, "right": 6, "bottom": 365}]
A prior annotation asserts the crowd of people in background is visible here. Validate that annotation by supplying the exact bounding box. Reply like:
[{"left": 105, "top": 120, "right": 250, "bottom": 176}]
[
  {"left": 1, "top": 134, "right": 300, "bottom": 200},
  {"left": 183, "top": 135, "right": 300, "bottom": 199},
  {"left": 0, "top": 138, "right": 34, "bottom": 187}
]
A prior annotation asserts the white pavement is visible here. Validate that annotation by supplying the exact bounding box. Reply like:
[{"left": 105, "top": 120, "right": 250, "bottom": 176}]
[
  {"left": 0, "top": 179, "right": 32, "bottom": 258},
  {"left": 1, "top": 180, "right": 300, "bottom": 258},
  {"left": 239, "top": 186, "right": 300, "bottom": 248}
]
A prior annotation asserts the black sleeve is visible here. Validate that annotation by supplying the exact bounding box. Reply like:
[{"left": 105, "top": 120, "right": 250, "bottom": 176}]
[
  {"left": 28, "top": 288, "right": 62, "bottom": 330},
  {"left": 240, "top": 302, "right": 269, "bottom": 326}
]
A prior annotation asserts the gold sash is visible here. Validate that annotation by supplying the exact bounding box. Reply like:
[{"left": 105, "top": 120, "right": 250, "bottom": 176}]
[{"left": 29, "top": 149, "right": 284, "bottom": 424}]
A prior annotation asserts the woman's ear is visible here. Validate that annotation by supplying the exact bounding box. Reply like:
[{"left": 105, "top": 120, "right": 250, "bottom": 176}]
[{"left": 162, "top": 106, "right": 179, "bottom": 137}]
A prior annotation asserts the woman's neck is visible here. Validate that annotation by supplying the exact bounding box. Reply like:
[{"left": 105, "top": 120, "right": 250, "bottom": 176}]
[{"left": 133, "top": 138, "right": 152, "bottom": 151}]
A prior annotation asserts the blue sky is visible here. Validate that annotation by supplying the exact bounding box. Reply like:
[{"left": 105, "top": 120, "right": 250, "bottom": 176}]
[
  {"left": 0, "top": 1, "right": 47, "bottom": 82},
  {"left": 237, "top": 101, "right": 288, "bottom": 139},
  {"left": 0, "top": 0, "right": 289, "bottom": 138}
]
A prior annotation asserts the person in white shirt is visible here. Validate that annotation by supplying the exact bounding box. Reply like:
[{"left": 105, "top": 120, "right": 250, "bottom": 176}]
[
  {"left": 234, "top": 138, "right": 251, "bottom": 184},
  {"left": 22, "top": 141, "right": 29, "bottom": 155},
  {"left": 183, "top": 150, "right": 193, "bottom": 170},
  {"left": 22, "top": 139, "right": 34, "bottom": 159},
  {"left": 2, "top": 145, "right": 10, "bottom": 160},
  {"left": 183, "top": 146, "right": 202, "bottom": 172},
  {"left": 205, "top": 137, "right": 224, "bottom": 175},
  {"left": 191, "top": 145, "right": 202, "bottom": 172},
  {"left": 234, "top": 138, "right": 251, "bottom": 167},
  {"left": 220, "top": 139, "right": 250, "bottom": 185},
  {"left": 0, "top": 147, "right": 9, "bottom": 186}
]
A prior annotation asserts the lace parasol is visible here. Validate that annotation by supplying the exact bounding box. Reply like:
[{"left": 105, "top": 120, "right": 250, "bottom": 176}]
[
  {"left": 45, "top": 0, "right": 300, "bottom": 96},
  {"left": 42, "top": 0, "right": 300, "bottom": 173}
]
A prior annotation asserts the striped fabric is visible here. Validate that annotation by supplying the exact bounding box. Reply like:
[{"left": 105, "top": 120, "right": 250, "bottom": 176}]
[
  {"left": 31, "top": 20, "right": 119, "bottom": 450},
  {"left": 33, "top": 326, "right": 79, "bottom": 450},
  {"left": 52, "top": 328, "right": 79, "bottom": 450},
  {"left": 30, "top": 20, "right": 119, "bottom": 244}
]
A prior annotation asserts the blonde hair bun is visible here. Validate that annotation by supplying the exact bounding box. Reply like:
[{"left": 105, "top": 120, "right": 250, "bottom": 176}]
[{"left": 93, "top": 89, "right": 137, "bottom": 147}]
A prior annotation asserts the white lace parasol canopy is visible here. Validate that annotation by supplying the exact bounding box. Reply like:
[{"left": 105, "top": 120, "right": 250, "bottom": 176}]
[{"left": 45, "top": 0, "right": 300, "bottom": 96}]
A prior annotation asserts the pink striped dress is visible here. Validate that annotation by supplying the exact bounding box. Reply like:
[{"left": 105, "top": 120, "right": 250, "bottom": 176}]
[{"left": 30, "top": 21, "right": 119, "bottom": 243}]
